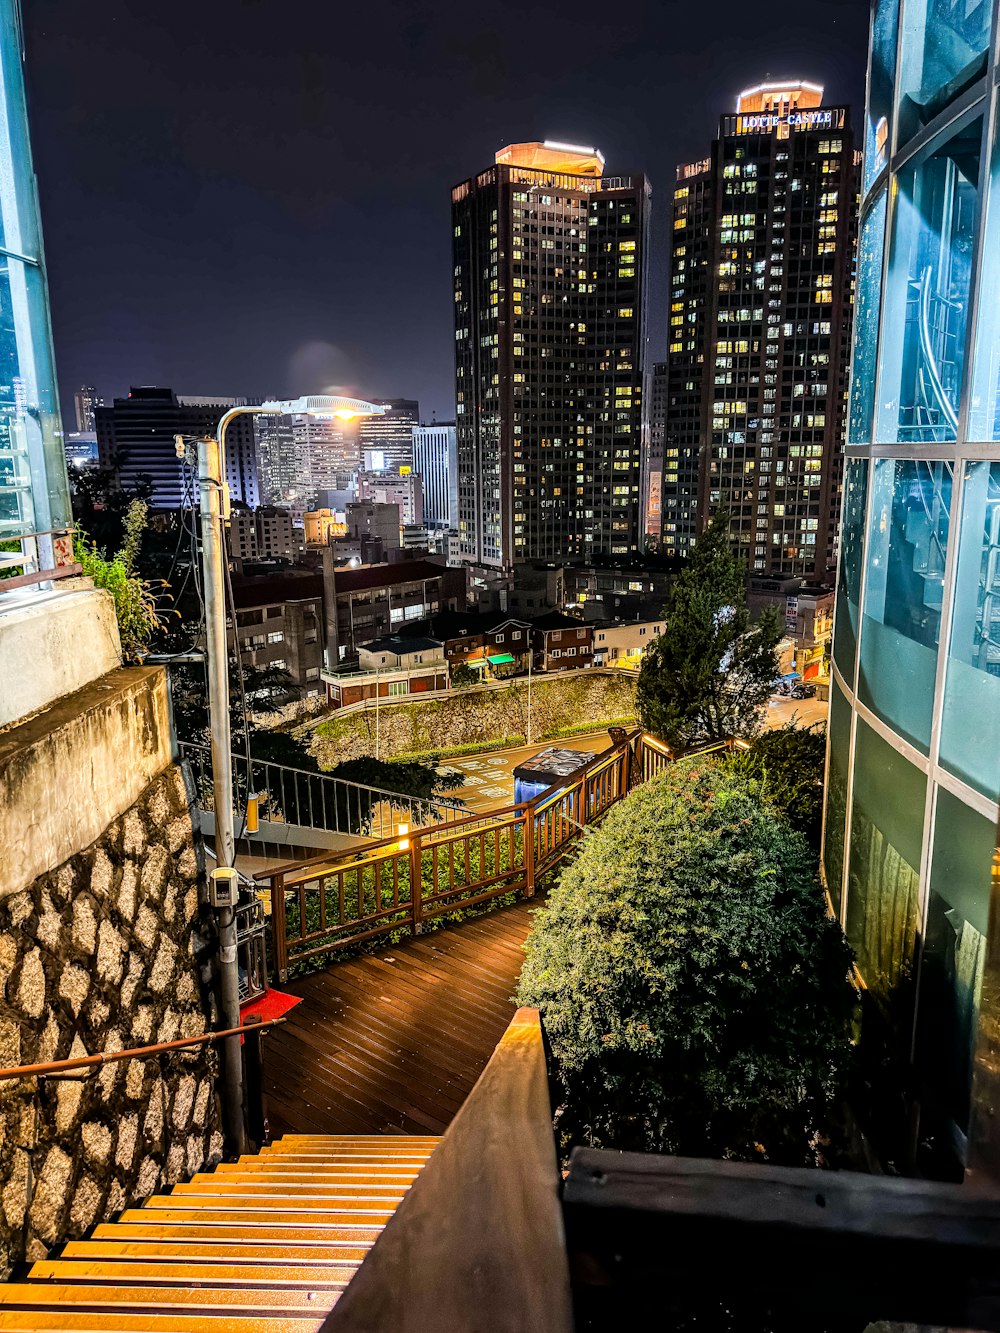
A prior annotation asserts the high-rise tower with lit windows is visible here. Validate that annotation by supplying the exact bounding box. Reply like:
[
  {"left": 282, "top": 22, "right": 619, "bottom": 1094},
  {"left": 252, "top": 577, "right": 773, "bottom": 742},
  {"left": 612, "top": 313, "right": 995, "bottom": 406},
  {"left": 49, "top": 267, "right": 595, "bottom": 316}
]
[
  {"left": 664, "top": 83, "right": 858, "bottom": 578},
  {"left": 451, "top": 141, "right": 650, "bottom": 579}
]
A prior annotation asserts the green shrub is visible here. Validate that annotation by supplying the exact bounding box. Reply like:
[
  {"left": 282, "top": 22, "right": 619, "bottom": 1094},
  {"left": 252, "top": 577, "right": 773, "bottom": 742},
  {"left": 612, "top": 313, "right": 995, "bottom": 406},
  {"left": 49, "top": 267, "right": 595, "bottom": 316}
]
[
  {"left": 517, "top": 759, "right": 856, "bottom": 1164},
  {"left": 76, "top": 499, "right": 161, "bottom": 661}
]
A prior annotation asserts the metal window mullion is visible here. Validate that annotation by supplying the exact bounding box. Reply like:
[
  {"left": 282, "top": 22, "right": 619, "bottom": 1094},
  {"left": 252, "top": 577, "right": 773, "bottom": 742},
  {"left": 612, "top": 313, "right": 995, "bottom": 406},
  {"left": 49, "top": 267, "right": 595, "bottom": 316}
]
[{"left": 954, "top": 101, "right": 996, "bottom": 444}]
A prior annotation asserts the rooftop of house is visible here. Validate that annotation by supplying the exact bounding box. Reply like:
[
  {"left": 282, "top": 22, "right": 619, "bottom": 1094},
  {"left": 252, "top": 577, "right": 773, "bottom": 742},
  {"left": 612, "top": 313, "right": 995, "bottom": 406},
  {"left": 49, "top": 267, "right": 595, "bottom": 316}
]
[{"left": 361, "top": 635, "right": 444, "bottom": 656}]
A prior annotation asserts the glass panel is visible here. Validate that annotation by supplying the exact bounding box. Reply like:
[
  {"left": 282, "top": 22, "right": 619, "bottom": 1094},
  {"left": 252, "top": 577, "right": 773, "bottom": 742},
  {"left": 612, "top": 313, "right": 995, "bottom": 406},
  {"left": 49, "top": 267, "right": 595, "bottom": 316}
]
[
  {"left": 940, "top": 460, "right": 1000, "bottom": 799},
  {"left": 823, "top": 677, "right": 853, "bottom": 919},
  {"left": 846, "top": 719, "right": 925, "bottom": 1015},
  {"left": 968, "top": 98, "right": 1000, "bottom": 440},
  {"left": 875, "top": 119, "right": 982, "bottom": 444},
  {"left": 857, "top": 458, "right": 952, "bottom": 751},
  {"left": 915, "top": 787, "right": 993, "bottom": 1138},
  {"left": 897, "top": 0, "right": 991, "bottom": 145},
  {"left": 0, "top": 0, "right": 70, "bottom": 546},
  {"left": 865, "top": 0, "right": 899, "bottom": 195},
  {"left": 833, "top": 459, "right": 869, "bottom": 677},
  {"left": 849, "top": 194, "right": 889, "bottom": 445}
]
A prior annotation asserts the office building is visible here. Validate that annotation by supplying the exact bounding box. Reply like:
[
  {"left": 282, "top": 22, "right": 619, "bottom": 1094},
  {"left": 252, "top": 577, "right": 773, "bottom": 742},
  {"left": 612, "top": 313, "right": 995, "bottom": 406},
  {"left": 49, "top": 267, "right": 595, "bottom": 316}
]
[
  {"left": 823, "top": 0, "right": 1000, "bottom": 1177},
  {"left": 255, "top": 413, "right": 305, "bottom": 505},
  {"left": 295, "top": 411, "right": 360, "bottom": 493},
  {"left": 358, "top": 398, "right": 418, "bottom": 473},
  {"left": 645, "top": 363, "right": 668, "bottom": 545},
  {"left": 356, "top": 469, "right": 424, "bottom": 526},
  {"left": 665, "top": 83, "right": 858, "bottom": 577},
  {"left": 95, "top": 388, "right": 259, "bottom": 509},
  {"left": 413, "top": 422, "right": 458, "bottom": 530},
  {"left": 346, "top": 501, "right": 401, "bottom": 551},
  {"left": 452, "top": 140, "right": 650, "bottom": 574},
  {"left": 63, "top": 431, "right": 97, "bottom": 468},
  {"left": 73, "top": 385, "right": 102, "bottom": 433}
]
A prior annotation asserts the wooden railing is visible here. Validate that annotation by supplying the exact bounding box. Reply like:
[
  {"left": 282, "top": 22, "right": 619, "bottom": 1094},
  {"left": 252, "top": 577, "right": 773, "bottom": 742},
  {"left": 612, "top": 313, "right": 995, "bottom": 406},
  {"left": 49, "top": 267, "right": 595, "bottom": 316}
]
[
  {"left": 325, "top": 1007, "right": 573, "bottom": 1333},
  {"left": 256, "top": 731, "right": 747, "bottom": 980}
]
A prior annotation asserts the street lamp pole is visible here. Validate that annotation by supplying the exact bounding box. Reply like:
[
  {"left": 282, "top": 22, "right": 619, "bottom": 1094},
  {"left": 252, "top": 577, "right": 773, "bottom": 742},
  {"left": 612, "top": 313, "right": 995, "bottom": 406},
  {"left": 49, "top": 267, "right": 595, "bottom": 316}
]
[{"left": 527, "top": 642, "right": 533, "bottom": 747}]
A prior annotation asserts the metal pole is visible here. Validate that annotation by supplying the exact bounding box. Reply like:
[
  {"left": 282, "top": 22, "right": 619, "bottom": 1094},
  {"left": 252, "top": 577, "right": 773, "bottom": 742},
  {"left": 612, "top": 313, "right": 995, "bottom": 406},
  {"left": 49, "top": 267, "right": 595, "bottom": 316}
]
[
  {"left": 197, "top": 434, "right": 246, "bottom": 1158},
  {"left": 527, "top": 644, "right": 533, "bottom": 747},
  {"left": 375, "top": 666, "right": 380, "bottom": 760}
]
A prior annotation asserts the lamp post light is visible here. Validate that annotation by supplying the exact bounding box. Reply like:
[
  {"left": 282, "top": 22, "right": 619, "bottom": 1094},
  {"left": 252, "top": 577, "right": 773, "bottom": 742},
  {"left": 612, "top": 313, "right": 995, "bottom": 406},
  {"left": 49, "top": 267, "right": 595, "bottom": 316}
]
[{"left": 198, "top": 394, "right": 386, "bottom": 1154}]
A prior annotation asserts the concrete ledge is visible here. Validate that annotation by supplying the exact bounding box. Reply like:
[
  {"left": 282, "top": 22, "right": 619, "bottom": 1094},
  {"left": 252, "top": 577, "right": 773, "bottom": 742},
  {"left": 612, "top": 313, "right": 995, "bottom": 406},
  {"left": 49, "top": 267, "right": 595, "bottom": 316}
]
[
  {"left": 0, "top": 666, "right": 173, "bottom": 899},
  {"left": 0, "top": 584, "right": 121, "bottom": 729}
]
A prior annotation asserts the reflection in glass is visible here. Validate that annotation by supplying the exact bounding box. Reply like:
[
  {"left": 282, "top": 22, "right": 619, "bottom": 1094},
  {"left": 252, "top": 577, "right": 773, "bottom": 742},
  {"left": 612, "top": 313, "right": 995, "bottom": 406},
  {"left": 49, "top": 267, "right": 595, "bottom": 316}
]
[
  {"left": 846, "top": 720, "right": 925, "bottom": 1017},
  {"left": 968, "top": 108, "right": 1000, "bottom": 440},
  {"left": 823, "top": 679, "right": 852, "bottom": 919},
  {"left": 898, "top": 0, "right": 991, "bottom": 144},
  {"left": 865, "top": 0, "right": 899, "bottom": 195},
  {"left": 940, "top": 460, "right": 1000, "bottom": 799},
  {"left": 916, "top": 788, "right": 993, "bottom": 1140},
  {"left": 875, "top": 120, "right": 981, "bottom": 444},
  {"left": 857, "top": 458, "right": 952, "bottom": 750},
  {"left": 849, "top": 195, "right": 888, "bottom": 445},
  {"left": 833, "top": 460, "right": 869, "bottom": 676}
]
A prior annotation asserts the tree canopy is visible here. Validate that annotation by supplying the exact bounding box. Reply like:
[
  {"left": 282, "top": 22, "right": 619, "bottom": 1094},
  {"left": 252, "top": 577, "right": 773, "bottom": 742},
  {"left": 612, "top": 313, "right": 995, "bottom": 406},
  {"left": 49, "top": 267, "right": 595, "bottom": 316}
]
[
  {"left": 517, "top": 760, "right": 856, "bottom": 1163},
  {"left": 636, "top": 513, "right": 782, "bottom": 750},
  {"left": 726, "top": 722, "right": 827, "bottom": 853}
]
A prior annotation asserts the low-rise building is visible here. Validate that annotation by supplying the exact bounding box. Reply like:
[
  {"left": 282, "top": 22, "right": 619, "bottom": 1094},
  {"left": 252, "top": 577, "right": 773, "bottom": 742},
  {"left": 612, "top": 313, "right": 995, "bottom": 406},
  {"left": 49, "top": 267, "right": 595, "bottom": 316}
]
[
  {"left": 564, "top": 564, "right": 673, "bottom": 621},
  {"left": 319, "top": 554, "right": 466, "bottom": 665},
  {"left": 591, "top": 618, "right": 665, "bottom": 668},
  {"left": 749, "top": 575, "right": 834, "bottom": 682},
  {"left": 229, "top": 568, "right": 324, "bottom": 698},
  {"left": 322, "top": 633, "right": 449, "bottom": 709},
  {"left": 346, "top": 501, "right": 401, "bottom": 551},
  {"left": 530, "top": 613, "right": 594, "bottom": 672},
  {"left": 230, "top": 506, "right": 303, "bottom": 562},
  {"left": 304, "top": 509, "right": 346, "bottom": 546}
]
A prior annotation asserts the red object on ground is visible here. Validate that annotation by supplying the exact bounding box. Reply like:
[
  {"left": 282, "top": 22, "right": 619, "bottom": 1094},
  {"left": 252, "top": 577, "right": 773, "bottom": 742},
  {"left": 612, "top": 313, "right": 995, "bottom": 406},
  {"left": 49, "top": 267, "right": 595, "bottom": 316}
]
[{"left": 240, "top": 988, "right": 302, "bottom": 1023}]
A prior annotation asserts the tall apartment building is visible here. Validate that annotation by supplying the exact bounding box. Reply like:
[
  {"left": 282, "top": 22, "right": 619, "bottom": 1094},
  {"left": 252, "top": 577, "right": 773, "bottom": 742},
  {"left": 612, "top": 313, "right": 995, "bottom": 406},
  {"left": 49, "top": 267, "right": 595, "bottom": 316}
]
[
  {"left": 95, "top": 387, "right": 259, "bottom": 509},
  {"left": 644, "top": 363, "right": 668, "bottom": 545},
  {"left": 229, "top": 506, "right": 302, "bottom": 562},
  {"left": 824, "top": 0, "right": 1000, "bottom": 1177},
  {"left": 359, "top": 398, "right": 418, "bottom": 472},
  {"left": 664, "top": 83, "right": 857, "bottom": 577},
  {"left": 413, "top": 422, "right": 458, "bottom": 530},
  {"left": 73, "top": 384, "right": 102, "bottom": 432},
  {"left": 452, "top": 141, "right": 650, "bottom": 575}
]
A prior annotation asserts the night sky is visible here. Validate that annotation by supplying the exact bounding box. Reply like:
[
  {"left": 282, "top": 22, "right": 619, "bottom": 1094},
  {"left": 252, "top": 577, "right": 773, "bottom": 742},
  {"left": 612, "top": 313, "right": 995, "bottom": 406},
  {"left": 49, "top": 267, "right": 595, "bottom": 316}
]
[{"left": 22, "top": 0, "right": 873, "bottom": 427}]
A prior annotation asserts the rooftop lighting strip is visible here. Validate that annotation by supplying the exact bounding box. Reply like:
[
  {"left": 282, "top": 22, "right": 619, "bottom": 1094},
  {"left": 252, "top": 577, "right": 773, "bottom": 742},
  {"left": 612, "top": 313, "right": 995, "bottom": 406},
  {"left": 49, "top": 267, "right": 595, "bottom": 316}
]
[{"left": 543, "top": 139, "right": 605, "bottom": 161}]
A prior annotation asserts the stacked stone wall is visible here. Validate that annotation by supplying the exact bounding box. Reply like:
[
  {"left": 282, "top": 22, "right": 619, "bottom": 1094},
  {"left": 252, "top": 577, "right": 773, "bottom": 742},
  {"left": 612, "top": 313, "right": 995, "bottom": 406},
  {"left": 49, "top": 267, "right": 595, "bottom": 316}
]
[{"left": 0, "top": 762, "right": 220, "bottom": 1276}]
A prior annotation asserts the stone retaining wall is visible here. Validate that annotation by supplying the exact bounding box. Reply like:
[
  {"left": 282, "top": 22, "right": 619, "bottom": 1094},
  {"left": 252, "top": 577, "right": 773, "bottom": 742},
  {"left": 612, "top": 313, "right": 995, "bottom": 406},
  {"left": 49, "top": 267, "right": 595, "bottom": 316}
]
[{"left": 0, "top": 762, "right": 220, "bottom": 1276}]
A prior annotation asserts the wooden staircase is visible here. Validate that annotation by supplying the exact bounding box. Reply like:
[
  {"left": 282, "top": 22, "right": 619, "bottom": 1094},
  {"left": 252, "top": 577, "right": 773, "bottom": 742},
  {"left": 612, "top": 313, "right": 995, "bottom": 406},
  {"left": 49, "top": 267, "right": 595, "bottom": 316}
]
[{"left": 0, "top": 1134, "right": 439, "bottom": 1331}]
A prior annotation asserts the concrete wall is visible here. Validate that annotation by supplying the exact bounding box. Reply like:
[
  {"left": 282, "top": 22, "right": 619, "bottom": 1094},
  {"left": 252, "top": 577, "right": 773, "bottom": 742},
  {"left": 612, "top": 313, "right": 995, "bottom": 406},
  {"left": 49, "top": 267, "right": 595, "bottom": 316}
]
[
  {"left": 0, "top": 666, "right": 220, "bottom": 1275},
  {"left": 0, "top": 583, "right": 120, "bottom": 731}
]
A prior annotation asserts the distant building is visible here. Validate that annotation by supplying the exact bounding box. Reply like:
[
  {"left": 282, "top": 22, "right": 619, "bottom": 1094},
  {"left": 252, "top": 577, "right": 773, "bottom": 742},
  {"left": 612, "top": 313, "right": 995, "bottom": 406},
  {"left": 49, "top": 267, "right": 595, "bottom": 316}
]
[
  {"left": 645, "top": 363, "right": 668, "bottom": 545},
  {"left": 319, "top": 555, "right": 466, "bottom": 664},
  {"left": 747, "top": 574, "right": 833, "bottom": 683},
  {"left": 229, "top": 568, "right": 324, "bottom": 698},
  {"left": 74, "top": 385, "right": 102, "bottom": 433},
  {"left": 255, "top": 413, "right": 305, "bottom": 505},
  {"left": 359, "top": 399, "right": 419, "bottom": 473},
  {"left": 563, "top": 563, "right": 673, "bottom": 622},
  {"left": 356, "top": 470, "right": 424, "bottom": 526},
  {"left": 229, "top": 506, "right": 302, "bottom": 562},
  {"left": 452, "top": 140, "right": 650, "bottom": 573},
  {"left": 63, "top": 431, "right": 97, "bottom": 468},
  {"left": 95, "top": 387, "right": 259, "bottom": 509},
  {"left": 529, "top": 612, "right": 594, "bottom": 672},
  {"left": 665, "top": 81, "right": 858, "bottom": 575},
  {"left": 295, "top": 411, "right": 359, "bottom": 492},
  {"left": 303, "top": 509, "right": 345, "bottom": 546},
  {"left": 591, "top": 617, "right": 665, "bottom": 668},
  {"left": 345, "top": 501, "right": 401, "bottom": 551},
  {"left": 412, "top": 423, "right": 458, "bottom": 530}
]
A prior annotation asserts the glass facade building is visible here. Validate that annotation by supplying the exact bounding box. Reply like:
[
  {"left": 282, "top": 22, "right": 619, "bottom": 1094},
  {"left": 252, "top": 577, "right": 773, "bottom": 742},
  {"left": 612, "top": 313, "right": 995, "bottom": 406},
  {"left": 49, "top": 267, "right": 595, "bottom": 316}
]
[
  {"left": 824, "top": 0, "right": 1000, "bottom": 1173},
  {"left": 0, "top": 0, "right": 71, "bottom": 579}
]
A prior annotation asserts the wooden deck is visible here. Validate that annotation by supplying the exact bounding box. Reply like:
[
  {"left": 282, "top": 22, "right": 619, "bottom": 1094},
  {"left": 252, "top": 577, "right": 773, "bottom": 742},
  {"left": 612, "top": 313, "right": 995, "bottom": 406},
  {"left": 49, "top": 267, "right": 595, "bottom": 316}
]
[{"left": 261, "top": 899, "right": 541, "bottom": 1137}]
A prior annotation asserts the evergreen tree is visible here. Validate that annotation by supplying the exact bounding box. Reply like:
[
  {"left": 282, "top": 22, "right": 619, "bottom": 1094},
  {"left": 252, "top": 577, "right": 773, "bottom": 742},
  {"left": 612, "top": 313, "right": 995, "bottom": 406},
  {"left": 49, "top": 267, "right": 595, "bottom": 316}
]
[{"left": 636, "top": 512, "right": 782, "bottom": 749}]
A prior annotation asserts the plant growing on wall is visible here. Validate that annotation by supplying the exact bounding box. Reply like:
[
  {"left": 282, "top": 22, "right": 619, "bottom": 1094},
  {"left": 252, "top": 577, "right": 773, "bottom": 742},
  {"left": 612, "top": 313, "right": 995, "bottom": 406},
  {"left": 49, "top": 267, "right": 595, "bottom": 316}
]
[
  {"left": 517, "top": 760, "right": 856, "bottom": 1163},
  {"left": 636, "top": 512, "right": 782, "bottom": 749},
  {"left": 75, "top": 499, "right": 162, "bottom": 662}
]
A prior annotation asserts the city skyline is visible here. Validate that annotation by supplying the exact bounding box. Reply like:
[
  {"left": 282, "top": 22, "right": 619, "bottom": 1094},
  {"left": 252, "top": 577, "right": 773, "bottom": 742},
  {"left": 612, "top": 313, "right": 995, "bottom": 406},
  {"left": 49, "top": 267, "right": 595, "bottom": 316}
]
[{"left": 23, "top": 0, "right": 872, "bottom": 429}]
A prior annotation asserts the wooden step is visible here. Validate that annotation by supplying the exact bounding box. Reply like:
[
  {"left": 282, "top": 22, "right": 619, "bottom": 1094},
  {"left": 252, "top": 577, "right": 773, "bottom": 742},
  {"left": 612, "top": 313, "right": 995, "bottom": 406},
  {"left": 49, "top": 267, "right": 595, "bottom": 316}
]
[
  {"left": 219, "top": 1161, "right": 422, "bottom": 1177},
  {"left": 143, "top": 1196, "right": 400, "bottom": 1215},
  {"left": 0, "top": 1284, "right": 335, "bottom": 1313},
  {"left": 270, "top": 1136, "right": 440, "bottom": 1144},
  {"left": 0, "top": 1315, "right": 320, "bottom": 1332},
  {"left": 117, "top": 1208, "right": 396, "bottom": 1228},
  {"left": 61, "top": 1241, "right": 369, "bottom": 1265},
  {"left": 27, "top": 1261, "right": 356, "bottom": 1289},
  {"left": 168, "top": 1182, "right": 409, "bottom": 1200},
  {"left": 90, "top": 1222, "right": 385, "bottom": 1245}
]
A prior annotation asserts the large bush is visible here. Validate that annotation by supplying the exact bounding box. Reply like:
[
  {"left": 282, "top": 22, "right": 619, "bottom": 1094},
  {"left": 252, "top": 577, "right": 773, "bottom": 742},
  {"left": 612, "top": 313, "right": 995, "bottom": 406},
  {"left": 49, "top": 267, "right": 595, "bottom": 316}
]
[
  {"left": 726, "top": 722, "right": 827, "bottom": 853},
  {"left": 517, "top": 760, "right": 856, "bottom": 1163}
]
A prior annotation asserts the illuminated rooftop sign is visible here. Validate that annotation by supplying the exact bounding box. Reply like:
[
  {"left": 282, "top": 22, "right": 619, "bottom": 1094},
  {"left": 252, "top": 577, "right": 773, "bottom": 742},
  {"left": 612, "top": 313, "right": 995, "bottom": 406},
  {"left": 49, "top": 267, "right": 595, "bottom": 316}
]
[{"left": 735, "top": 107, "right": 835, "bottom": 134}]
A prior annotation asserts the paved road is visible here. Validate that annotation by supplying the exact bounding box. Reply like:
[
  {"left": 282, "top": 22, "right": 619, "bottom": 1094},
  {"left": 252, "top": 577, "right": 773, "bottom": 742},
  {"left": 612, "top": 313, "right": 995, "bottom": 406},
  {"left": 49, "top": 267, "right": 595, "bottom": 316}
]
[{"left": 439, "top": 696, "right": 829, "bottom": 813}]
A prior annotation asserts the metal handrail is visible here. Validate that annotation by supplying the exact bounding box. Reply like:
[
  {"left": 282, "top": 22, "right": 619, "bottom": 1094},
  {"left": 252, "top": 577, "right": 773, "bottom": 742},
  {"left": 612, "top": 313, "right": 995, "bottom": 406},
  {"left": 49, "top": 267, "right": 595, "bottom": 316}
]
[{"left": 0, "top": 1017, "right": 287, "bottom": 1082}]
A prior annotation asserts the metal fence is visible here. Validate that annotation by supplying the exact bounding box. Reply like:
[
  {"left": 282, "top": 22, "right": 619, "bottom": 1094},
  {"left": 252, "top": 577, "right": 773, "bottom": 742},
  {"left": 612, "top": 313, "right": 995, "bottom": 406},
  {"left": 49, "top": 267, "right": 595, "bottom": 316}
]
[{"left": 179, "top": 740, "right": 467, "bottom": 842}]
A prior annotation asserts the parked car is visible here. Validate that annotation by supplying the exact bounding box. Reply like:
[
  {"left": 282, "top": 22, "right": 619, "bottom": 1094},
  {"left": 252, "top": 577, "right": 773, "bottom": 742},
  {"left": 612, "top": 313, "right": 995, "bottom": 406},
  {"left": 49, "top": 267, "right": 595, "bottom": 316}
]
[{"left": 790, "top": 683, "right": 816, "bottom": 700}]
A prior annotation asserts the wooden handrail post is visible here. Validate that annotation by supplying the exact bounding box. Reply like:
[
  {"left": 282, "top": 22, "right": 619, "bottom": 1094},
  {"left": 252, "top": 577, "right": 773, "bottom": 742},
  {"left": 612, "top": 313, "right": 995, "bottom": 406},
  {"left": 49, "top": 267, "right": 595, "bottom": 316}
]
[
  {"left": 524, "top": 803, "right": 536, "bottom": 898},
  {"left": 410, "top": 833, "right": 424, "bottom": 935},
  {"left": 271, "top": 872, "right": 288, "bottom": 983}
]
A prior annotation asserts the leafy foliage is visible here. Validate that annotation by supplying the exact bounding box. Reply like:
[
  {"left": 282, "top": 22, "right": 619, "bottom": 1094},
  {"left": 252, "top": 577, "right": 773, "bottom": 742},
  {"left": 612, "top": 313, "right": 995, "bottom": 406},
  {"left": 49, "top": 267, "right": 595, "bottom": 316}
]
[
  {"left": 450, "top": 661, "right": 479, "bottom": 689},
  {"left": 726, "top": 722, "right": 827, "bottom": 853},
  {"left": 75, "top": 499, "right": 162, "bottom": 661},
  {"left": 636, "top": 513, "right": 782, "bottom": 749},
  {"left": 517, "top": 760, "right": 856, "bottom": 1163}
]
